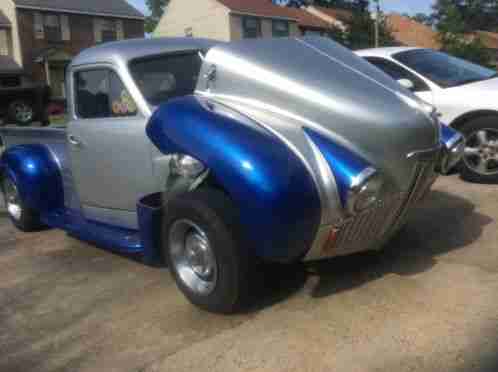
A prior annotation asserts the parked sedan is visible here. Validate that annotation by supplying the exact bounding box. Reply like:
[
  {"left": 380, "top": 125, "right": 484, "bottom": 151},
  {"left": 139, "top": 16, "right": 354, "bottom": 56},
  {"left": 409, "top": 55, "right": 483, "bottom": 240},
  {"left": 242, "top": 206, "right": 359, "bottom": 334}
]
[{"left": 357, "top": 47, "right": 498, "bottom": 183}]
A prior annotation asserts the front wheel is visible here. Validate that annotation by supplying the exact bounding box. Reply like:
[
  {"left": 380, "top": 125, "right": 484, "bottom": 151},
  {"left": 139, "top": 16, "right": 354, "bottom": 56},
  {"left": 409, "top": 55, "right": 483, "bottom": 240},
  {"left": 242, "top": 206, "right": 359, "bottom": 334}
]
[
  {"left": 460, "top": 117, "right": 498, "bottom": 183},
  {"left": 163, "top": 188, "right": 250, "bottom": 314},
  {"left": 1, "top": 176, "right": 42, "bottom": 231}
]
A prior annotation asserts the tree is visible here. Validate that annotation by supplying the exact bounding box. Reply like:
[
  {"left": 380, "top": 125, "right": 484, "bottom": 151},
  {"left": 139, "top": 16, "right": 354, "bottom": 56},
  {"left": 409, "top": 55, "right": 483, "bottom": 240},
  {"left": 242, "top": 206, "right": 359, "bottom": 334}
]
[
  {"left": 410, "top": 12, "right": 434, "bottom": 26},
  {"left": 145, "top": 0, "right": 169, "bottom": 34},
  {"left": 433, "top": 0, "right": 492, "bottom": 66},
  {"left": 432, "top": 0, "right": 498, "bottom": 32}
]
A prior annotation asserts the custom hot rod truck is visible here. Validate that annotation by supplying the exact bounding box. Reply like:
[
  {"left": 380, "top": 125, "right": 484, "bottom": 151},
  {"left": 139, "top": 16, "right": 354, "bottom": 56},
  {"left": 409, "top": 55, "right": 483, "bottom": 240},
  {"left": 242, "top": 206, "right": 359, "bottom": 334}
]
[{"left": 0, "top": 37, "right": 464, "bottom": 313}]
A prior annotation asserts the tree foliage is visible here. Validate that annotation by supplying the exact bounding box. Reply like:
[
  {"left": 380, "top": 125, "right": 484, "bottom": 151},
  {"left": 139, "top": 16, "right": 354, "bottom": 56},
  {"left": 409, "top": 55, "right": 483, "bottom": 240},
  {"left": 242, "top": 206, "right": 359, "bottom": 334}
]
[
  {"left": 145, "top": 0, "right": 169, "bottom": 34},
  {"left": 433, "top": 0, "right": 493, "bottom": 66},
  {"left": 432, "top": 0, "right": 498, "bottom": 32}
]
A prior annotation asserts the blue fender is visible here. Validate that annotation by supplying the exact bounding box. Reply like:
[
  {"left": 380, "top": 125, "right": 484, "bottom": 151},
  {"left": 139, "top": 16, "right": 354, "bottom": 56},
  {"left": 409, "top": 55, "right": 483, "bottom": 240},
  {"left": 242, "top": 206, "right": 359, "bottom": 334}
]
[
  {"left": 146, "top": 95, "right": 321, "bottom": 262},
  {"left": 0, "top": 144, "right": 64, "bottom": 214}
]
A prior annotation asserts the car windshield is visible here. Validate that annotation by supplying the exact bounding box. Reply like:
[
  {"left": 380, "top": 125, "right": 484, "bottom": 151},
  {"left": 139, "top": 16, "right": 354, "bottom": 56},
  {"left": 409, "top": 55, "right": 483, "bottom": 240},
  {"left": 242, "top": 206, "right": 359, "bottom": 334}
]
[
  {"left": 393, "top": 49, "right": 497, "bottom": 88},
  {"left": 129, "top": 52, "right": 203, "bottom": 106}
]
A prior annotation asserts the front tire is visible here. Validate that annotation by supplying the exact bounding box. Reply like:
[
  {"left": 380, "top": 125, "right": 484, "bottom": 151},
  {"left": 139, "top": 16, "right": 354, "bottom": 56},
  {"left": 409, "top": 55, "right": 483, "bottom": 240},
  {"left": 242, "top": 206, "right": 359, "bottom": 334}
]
[
  {"left": 460, "top": 117, "right": 498, "bottom": 183},
  {"left": 163, "top": 188, "right": 250, "bottom": 314},
  {"left": 1, "top": 176, "right": 42, "bottom": 231}
]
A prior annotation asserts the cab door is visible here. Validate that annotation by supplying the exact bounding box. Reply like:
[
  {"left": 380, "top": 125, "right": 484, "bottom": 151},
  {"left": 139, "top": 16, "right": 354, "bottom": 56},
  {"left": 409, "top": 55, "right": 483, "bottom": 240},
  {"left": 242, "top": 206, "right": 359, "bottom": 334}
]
[{"left": 67, "top": 66, "right": 154, "bottom": 228}]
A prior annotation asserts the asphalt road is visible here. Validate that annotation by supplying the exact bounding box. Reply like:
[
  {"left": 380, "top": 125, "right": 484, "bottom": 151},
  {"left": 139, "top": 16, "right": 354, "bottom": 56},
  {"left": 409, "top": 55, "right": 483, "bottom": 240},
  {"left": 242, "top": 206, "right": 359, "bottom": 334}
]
[{"left": 1, "top": 176, "right": 498, "bottom": 372}]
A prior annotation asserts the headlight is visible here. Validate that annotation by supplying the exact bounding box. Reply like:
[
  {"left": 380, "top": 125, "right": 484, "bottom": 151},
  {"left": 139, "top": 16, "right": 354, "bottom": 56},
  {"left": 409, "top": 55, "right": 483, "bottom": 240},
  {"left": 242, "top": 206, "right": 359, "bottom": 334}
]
[
  {"left": 170, "top": 154, "right": 205, "bottom": 178},
  {"left": 348, "top": 168, "right": 383, "bottom": 214},
  {"left": 304, "top": 128, "right": 384, "bottom": 216}
]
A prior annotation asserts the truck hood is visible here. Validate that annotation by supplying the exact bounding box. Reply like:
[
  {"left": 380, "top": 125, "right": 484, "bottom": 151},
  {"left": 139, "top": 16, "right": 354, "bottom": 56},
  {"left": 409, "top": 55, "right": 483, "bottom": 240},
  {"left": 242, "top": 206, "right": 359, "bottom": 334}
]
[{"left": 195, "top": 37, "right": 439, "bottom": 190}]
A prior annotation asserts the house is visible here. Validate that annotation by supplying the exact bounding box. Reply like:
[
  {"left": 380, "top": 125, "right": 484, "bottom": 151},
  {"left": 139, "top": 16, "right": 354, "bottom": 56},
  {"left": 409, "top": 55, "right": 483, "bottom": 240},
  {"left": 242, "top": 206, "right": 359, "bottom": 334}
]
[
  {"left": 0, "top": 0, "right": 144, "bottom": 100},
  {"left": 154, "top": 0, "right": 337, "bottom": 41},
  {"left": 385, "top": 14, "right": 441, "bottom": 50}
]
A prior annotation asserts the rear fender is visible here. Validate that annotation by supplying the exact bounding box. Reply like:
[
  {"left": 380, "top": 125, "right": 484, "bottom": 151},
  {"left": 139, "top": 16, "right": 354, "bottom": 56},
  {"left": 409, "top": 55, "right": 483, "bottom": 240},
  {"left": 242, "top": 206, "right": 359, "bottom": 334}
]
[
  {"left": 0, "top": 144, "right": 64, "bottom": 214},
  {"left": 146, "top": 95, "right": 322, "bottom": 262}
]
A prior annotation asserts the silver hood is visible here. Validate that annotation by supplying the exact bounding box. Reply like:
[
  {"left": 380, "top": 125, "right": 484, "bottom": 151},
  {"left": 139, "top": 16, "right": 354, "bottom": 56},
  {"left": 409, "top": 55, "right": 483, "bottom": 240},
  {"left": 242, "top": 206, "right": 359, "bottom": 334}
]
[{"left": 195, "top": 37, "right": 439, "bottom": 223}]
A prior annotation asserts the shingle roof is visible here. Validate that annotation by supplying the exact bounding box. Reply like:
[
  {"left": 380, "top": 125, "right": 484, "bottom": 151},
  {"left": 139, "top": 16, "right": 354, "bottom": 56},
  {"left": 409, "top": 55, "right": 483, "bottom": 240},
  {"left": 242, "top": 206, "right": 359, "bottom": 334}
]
[
  {"left": 216, "top": 0, "right": 330, "bottom": 29},
  {"left": 387, "top": 14, "right": 441, "bottom": 49},
  {"left": 12, "top": 0, "right": 144, "bottom": 19},
  {"left": 0, "top": 10, "right": 11, "bottom": 27}
]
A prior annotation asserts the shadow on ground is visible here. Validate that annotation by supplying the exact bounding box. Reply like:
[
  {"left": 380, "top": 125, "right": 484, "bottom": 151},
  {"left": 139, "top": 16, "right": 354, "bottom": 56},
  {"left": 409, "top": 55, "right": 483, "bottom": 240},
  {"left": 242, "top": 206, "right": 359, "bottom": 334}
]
[{"left": 243, "top": 190, "right": 492, "bottom": 311}]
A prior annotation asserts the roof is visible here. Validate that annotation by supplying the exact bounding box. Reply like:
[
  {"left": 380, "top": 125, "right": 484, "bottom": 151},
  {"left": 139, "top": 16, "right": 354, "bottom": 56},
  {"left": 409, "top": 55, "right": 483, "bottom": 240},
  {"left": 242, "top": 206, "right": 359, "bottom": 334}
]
[
  {"left": 12, "top": 0, "right": 144, "bottom": 20},
  {"left": 71, "top": 37, "right": 220, "bottom": 67},
  {"left": 0, "top": 10, "right": 11, "bottom": 27},
  {"left": 0, "top": 55, "right": 23, "bottom": 74},
  {"left": 311, "top": 6, "right": 352, "bottom": 22},
  {"left": 216, "top": 0, "right": 330, "bottom": 29},
  {"left": 472, "top": 31, "right": 498, "bottom": 49},
  {"left": 386, "top": 14, "right": 441, "bottom": 49}
]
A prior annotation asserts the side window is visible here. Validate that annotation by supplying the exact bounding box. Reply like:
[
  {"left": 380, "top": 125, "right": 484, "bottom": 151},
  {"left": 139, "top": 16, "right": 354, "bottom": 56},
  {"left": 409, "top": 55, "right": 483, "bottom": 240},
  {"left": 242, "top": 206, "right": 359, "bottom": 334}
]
[
  {"left": 365, "top": 57, "right": 430, "bottom": 92},
  {"left": 75, "top": 69, "right": 137, "bottom": 119}
]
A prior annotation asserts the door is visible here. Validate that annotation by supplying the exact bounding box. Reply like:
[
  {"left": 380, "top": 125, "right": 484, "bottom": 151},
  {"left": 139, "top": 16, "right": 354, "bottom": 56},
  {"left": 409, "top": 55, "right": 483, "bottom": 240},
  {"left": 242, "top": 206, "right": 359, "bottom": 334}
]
[
  {"left": 364, "top": 57, "right": 435, "bottom": 105},
  {"left": 68, "top": 67, "right": 154, "bottom": 227}
]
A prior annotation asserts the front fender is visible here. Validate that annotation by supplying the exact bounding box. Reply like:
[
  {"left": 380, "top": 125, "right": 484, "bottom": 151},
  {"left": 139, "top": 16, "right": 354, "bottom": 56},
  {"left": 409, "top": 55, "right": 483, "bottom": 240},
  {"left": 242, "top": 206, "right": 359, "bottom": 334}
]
[
  {"left": 0, "top": 144, "right": 64, "bottom": 214},
  {"left": 146, "top": 95, "right": 321, "bottom": 262}
]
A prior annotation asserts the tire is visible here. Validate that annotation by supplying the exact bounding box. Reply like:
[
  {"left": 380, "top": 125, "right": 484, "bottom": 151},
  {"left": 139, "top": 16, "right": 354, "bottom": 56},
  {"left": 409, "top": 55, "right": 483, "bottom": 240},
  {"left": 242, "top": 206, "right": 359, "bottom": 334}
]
[
  {"left": 1, "top": 175, "right": 42, "bottom": 231},
  {"left": 7, "top": 100, "right": 34, "bottom": 126},
  {"left": 162, "top": 188, "right": 250, "bottom": 314},
  {"left": 459, "top": 116, "right": 498, "bottom": 183}
]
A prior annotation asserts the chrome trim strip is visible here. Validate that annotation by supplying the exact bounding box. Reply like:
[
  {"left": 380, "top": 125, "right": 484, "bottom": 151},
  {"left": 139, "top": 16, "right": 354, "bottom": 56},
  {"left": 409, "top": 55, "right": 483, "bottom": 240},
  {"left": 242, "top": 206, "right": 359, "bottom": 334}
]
[
  {"left": 446, "top": 132, "right": 464, "bottom": 149},
  {"left": 350, "top": 167, "right": 377, "bottom": 189}
]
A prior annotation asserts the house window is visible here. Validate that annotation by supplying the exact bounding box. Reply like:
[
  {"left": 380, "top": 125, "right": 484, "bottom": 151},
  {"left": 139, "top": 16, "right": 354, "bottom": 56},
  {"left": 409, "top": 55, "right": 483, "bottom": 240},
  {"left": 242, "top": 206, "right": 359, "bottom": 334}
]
[
  {"left": 242, "top": 17, "right": 261, "bottom": 39},
  {"left": 44, "top": 14, "right": 61, "bottom": 42},
  {"left": 101, "top": 20, "right": 117, "bottom": 42},
  {"left": 272, "top": 20, "right": 289, "bottom": 37}
]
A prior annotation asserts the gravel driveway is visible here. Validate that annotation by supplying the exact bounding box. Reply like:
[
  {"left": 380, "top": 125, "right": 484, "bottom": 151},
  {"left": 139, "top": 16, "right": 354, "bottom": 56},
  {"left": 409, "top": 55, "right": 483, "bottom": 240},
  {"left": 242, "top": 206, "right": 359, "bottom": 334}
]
[{"left": 1, "top": 176, "right": 498, "bottom": 372}]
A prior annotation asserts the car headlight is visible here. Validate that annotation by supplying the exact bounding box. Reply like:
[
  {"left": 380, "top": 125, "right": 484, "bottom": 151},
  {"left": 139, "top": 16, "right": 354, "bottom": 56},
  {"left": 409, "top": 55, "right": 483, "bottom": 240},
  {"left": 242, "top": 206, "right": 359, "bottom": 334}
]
[
  {"left": 170, "top": 154, "right": 206, "bottom": 178},
  {"left": 304, "top": 128, "right": 384, "bottom": 216},
  {"left": 348, "top": 168, "right": 383, "bottom": 214}
]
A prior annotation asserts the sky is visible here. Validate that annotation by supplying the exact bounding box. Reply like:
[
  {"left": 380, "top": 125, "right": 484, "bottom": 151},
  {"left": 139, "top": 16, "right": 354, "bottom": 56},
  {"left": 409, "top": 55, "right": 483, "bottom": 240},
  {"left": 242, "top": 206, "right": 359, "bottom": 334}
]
[{"left": 127, "top": 0, "right": 436, "bottom": 17}]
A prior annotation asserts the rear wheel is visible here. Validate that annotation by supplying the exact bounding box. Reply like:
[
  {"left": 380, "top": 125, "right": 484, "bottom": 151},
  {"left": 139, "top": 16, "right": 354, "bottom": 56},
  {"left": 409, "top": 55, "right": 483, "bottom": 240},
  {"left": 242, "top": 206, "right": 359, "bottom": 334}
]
[
  {"left": 460, "top": 117, "right": 498, "bottom": 183},
  {"left": 163, "top": 188, "right": 250, "bottom": 314},
  {"left": 8, "top": 100, "right": 34, "bottom": 126},
  {"left": 2, "top": 176, "right": 42, "bottom": 231}
]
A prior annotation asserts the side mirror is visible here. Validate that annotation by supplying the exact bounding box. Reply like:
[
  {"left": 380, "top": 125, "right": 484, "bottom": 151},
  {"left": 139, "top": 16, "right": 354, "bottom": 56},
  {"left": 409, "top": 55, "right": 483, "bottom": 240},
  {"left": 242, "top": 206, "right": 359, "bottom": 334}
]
[{"left": 398, "top": 78, "right": 415, "bottom": 90}]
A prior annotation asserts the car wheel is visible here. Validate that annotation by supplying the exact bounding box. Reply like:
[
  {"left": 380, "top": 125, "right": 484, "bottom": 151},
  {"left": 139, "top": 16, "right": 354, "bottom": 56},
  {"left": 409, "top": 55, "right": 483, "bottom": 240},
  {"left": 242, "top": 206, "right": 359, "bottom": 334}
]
[
  {"left": 1, "top": 175, "right": 42, "bottom": 231},
  {"left": 163, "top": 188, "right": 250, "bottom": 314},
  {"left": 8, "top": 100, "right": 34, "bottom": 126},
  {"left": 459, "top": 117, "right": 498, "bottom": 183}
]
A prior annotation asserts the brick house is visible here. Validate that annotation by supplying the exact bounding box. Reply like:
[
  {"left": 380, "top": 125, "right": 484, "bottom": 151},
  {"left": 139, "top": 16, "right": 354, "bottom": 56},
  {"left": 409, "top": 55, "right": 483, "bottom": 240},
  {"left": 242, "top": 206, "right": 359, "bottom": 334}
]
[
  {"left": 0, "top": 0, "right": 144, "bottom": 100},
  {"left": 154, "top": 0, "right": 339, "bottom": 41}
]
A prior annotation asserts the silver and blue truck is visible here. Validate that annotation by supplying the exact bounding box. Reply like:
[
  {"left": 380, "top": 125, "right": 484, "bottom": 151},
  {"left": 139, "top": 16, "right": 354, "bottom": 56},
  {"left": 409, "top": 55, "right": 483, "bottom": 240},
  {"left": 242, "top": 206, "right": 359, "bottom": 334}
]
[{"left": 0, "top": 37, "right": 464, "bottom": 313}]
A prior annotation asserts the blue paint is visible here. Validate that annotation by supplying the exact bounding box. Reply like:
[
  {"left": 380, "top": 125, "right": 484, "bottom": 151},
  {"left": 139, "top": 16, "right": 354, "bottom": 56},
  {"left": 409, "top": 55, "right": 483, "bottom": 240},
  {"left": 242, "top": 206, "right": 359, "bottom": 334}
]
[
  {"left": 303, "top": 127, "right": 372, "bottom": 208},
  {"left": 147, "top": 95, "right": 322, "bottom": 262},
  {"left": 137, "top": 193, "right": 163, "bottom": 265},
  {"left": 0, "top": 144, "right": 64, "bottom": 213},
  {"left": 440, "top": 124, "right": 461, "bottom": 148}
]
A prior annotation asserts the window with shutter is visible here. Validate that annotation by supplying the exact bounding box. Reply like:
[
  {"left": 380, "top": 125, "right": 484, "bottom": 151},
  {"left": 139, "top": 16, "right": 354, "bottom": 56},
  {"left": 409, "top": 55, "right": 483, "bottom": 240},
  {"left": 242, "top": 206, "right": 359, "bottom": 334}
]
[
  {"left": 34, "top": 12, "right": 44, "bottom": 39},
  {"left": 101, "top": 19, "right": 117, "bottom": 43},
  {"left": 44, "top": 14, "right": 61, "bottom": 42}
]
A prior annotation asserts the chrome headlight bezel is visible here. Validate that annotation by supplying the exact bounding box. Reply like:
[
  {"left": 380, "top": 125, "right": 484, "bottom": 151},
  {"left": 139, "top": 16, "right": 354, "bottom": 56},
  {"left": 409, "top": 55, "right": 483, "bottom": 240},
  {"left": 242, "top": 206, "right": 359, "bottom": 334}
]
[
  {"left": 170, "top": 154, "right": 206, "bottom": 178},
  {"left": 347, "top": 167, "right": 384, "bottom": 215}
]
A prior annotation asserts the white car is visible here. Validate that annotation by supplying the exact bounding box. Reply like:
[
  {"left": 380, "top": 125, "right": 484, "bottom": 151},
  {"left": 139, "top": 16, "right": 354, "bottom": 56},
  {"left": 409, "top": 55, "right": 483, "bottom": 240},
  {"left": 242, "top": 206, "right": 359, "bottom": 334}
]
[{"left": 357, "top": 47, "right": 498, "bottom": 183}]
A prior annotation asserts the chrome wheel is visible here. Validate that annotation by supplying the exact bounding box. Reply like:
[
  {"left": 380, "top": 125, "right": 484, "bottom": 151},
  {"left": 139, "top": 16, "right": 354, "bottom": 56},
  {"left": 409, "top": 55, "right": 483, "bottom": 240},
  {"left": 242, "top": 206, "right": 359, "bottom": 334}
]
[
  {"left": 169, "top": 219, "right": 217, "bottom": 296},
  {"left": 13, "top": 102, "right": 33, "bottom": 124},
  {"left": 3, "top": 178, "right": 22, "bottom": 221},
  {"left": 463, "top": 129, "right": 498, "bottom": 176}
]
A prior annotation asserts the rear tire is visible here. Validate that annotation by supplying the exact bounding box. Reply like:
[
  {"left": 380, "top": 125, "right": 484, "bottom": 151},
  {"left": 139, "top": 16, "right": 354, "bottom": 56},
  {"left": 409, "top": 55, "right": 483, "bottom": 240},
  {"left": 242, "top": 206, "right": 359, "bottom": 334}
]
[
  {"left": 8, "top": 100, "right": 34, "bottom": 126},
  {"left": 1, "top": 175, "right": 42, "bottom": 231},
  {"left": 459, "top": 117, "right": 498, "bottom": 183},
  {"left": 162, "top": 188, "right": 250, "bottom": 314}
]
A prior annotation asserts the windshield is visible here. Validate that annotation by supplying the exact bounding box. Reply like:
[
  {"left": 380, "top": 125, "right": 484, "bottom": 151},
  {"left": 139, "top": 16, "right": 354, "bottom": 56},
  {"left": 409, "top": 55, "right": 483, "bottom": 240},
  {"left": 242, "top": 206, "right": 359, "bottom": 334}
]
[
  {"left": 393, "top": 49, "right": 497, "bottom": 88},
  {"left": 129, "top": 52, "right": 203, "bottom": 106}
]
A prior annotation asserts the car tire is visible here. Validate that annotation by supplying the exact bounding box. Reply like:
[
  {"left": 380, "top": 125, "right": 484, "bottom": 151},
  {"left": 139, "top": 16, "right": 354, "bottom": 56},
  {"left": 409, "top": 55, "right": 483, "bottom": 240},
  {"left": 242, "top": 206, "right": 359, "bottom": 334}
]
[
  {"left": 8, "top": 100, "right": 34, "bottom": 126},
  {"left": 459, "top": 116, "right": 498, "bottom": 183},
  {"left": 1, "top": 175, "right": 42, "bottom": 231},
  {"left": 162, "top": 188, "right": 251, "bottom": 314}
]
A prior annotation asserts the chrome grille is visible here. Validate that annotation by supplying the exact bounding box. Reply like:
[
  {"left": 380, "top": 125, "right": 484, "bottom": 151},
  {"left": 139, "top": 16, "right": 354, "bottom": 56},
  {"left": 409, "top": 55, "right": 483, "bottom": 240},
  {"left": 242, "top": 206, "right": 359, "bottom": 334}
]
[{"left": 327, "top": 158, "right": 438, "bottom": 257}]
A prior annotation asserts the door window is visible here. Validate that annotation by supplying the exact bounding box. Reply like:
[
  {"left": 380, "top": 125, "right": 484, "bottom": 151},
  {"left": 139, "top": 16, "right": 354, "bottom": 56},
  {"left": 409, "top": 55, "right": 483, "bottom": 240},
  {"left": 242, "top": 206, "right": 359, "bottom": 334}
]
[
  {"left": 75, "top": 69, "right": 137, "bottom": 119},
  {"left": 365, "top": 57, "right": 430, "bottom": 93}
]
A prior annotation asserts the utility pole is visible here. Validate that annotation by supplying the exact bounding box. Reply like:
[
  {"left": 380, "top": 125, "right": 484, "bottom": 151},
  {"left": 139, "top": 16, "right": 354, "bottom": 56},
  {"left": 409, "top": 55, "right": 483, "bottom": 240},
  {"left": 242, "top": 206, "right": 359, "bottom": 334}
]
[{"left": 374, "top": 0, "right": 380, "bottom": 48}]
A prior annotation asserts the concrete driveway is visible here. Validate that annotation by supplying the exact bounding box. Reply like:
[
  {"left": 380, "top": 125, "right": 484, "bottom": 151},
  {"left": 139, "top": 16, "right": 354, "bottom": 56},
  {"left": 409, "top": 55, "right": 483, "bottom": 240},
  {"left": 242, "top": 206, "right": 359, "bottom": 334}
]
[{"left": 1, "top": 176, "right": 498, "bottom": 372}]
